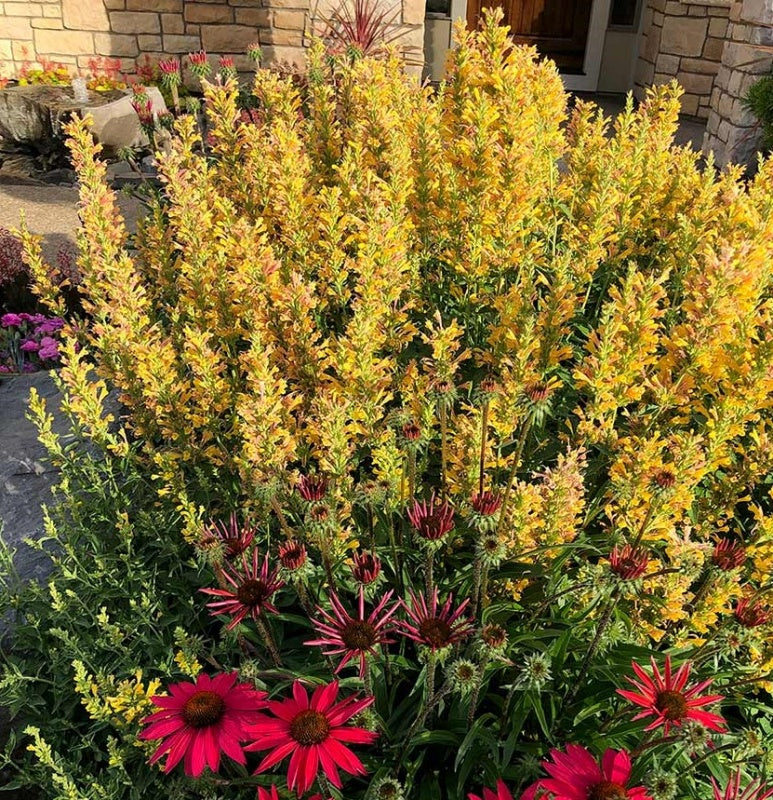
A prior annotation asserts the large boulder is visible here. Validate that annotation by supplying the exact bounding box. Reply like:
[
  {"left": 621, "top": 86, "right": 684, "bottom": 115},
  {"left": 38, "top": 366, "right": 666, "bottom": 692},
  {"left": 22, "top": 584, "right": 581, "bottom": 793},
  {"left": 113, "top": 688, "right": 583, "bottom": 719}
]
[{"left": 0, "top": 84, "right": 168, "bottom": 157}]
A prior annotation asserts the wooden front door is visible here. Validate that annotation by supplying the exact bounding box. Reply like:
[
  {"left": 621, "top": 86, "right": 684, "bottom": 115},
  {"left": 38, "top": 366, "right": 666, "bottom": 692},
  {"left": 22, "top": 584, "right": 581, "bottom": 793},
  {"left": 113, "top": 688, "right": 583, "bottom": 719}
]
[{"left": 467, "top": 0, "right": 594, "bottom": 74}]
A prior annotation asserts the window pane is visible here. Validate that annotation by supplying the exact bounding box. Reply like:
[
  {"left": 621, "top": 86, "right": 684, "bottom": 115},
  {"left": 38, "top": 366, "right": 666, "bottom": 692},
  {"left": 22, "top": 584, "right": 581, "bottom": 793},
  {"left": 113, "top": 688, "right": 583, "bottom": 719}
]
[{"left": 609, "top": 0, "right": 638, "bottom": 26}]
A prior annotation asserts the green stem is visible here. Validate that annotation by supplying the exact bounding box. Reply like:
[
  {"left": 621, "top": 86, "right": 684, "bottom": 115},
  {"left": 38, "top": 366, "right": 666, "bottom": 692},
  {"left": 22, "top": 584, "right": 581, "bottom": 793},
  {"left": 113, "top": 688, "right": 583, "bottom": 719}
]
[
  {"left": 496, "top": 418, "right": 532, "bottom": 538},
  {"left": 470, "top": 556, "right": 483, "bottom": 619},
  {"left": 440, "top": 403, "right": 448, "bottom": 499},
  {"left": 425, "top": 547, "right": 435, "bottom": 597},
  {"left": 255, "top": 614, "right": 282, "bottom": 667},
  {"left": 478, "top": 399, "right": 490, "bottom": 496}
]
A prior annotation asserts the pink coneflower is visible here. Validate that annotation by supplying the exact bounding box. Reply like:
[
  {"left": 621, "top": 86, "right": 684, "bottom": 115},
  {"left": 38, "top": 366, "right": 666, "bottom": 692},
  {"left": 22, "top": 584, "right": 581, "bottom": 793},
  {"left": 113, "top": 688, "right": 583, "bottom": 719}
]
[
  {"left": 258, "top": 787, "right": 280, "bottom": 800},
  {"left": 351, "top": 550, "right": 381, "bottom": 584},
  {"left": 202, "top": 513, "right": 255, "bottom": 558},
  {"left": 298, "top": 474, "right": 328, "bottom": 502},
  {"left": 471, "top": 491, "right": 502, "bottom": 516},
  {"left": 305, "top": 587, "right": 397, "bottom": 677},
  {"left": 608, "top": 545, "right": 649, "bottom": 581},
  {"left": 712, "top": 771, "right": 773, "bottom": 800},
  {"left": 200, "top": 549, "right": 285, "bottom": 630},
  {"left": 279, "top": 539, "right": 307, "bottom": 571},
  {"left": 651, "top": 468, "right": 676, "bottom": 490},
  {"left": 734, "top": 596, "right": 771, "bottom": 628},
  {"left": 617, "top": 656, "right": 725, "bottom": 735},
  {"left": 469, "top": 778, "right": 513, "bottom": 800},
  {"left": 407, "top": 496, "right": 455, "bottom": 542},
  {"left": 713, "top": 538, "right": 746, "bottom": 571},
  {"left": 140, "top": 672, "right": 266, "bottom": 778},
  {"left": 246, "top": 680, "right": 377, "bottom": 796},
  {"left": 521, "top": 745, "right": 651, "bottom": 800},
  {"left": 398, "top": 589, "right": 474, "bottom": 651}
]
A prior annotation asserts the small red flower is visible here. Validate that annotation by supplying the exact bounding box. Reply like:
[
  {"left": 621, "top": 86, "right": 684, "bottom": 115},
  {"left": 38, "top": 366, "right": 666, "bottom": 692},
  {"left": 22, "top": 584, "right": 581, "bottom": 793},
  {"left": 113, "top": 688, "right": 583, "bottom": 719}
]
[
  {"left": 305, "top": 587, "right": 398, "bottom": 677},
  {"left": 219, "top": 55, "right": 235, "bottom": 69},
  {"left": 351, "top": 550, "right": 381, "bottom": 584},
  {"left": 203, "top": 513, "right": 255, "bottom": 558},
  {"left": 608, "top": 545, "right": 649, "bottom": 580},
  {"left": 258, "top": 786, "right": 280, "bottom": 800},
  {"left": 734, "top": 596, "right": 771, "bottom": 628},
  {"left": 201, "top": 549, "right": 285, "bottom": 630},
  {"left": 521, "top": 745, "right": 651, "bottom": 800},
  {"left": 402, "top": 420, "right": 421, "bottom": 441},
  {"left": 140, "top": 672, "right": 266, "bottom": 777},
  {"left": 617, "top": 655, "right": 725, "bottom": 735},
  {"left": 279, "top": 539, "right": 307, "bottom": 571},
  {"left": 469, "top": 778, "right": 514, "bottom": 800},
  {"left": 712, "top": 771, "right": 773, "bottom": 800},
  {"left": 407, "top": 495, "right": 455, "bottom": 541},
  {"left": 158, "top": 57, "right": 180, "bottom": 74},
  {"left": 246, "top": 680, "right": 377, "bottom": 796},
  {"left": 471, "top": 491, "right": 502, "bottom": 516},
  {"left": 712, "top": 538, "right": 746, "bottom": 571},
  {"left": 398, "top": 589, "right": 475, "bottom": 651},
  {"left": 298, "top": 474, "right": 328, "bottom": 502}
]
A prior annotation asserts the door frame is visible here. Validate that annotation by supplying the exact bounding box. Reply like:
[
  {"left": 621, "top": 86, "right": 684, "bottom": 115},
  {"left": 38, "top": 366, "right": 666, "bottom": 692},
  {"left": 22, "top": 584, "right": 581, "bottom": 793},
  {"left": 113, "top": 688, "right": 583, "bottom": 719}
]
[{"left": 456, "top": 0, "right": 613, "bottom": 92}]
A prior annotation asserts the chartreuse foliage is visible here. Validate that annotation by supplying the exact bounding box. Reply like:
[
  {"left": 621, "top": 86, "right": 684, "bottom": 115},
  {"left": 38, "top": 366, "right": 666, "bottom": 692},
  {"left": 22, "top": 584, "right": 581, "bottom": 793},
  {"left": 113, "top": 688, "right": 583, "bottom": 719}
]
[{"left": 3, "top": 10, "right": 773, "bottom": 800}]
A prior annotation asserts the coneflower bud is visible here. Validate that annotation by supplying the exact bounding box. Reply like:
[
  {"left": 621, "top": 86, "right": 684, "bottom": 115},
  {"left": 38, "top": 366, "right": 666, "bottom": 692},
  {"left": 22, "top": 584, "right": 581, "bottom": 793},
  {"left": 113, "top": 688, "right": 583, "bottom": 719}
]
[
  {"left": 309, "top": 504, "right": 329, "bottom": 523},
  {"left": 479, "top": 622, "right": 508, "bottom": 652},
  {"left": 278, "top": 539, "right": 307, "bottom": 571},
  {"left": 476, "top": 533, "right": 507, "bottom": 567},
  {"left": 447, "top": 658, "right": 479, "bottom": 696},
  {"left": 652, "top": 468, "right": 676, "bottom": 490},
  {"left": 523, "top": 381, "right": 550, "bottom": 403},
  {"left": 407, "top": 495, "right": 454, "bottom": 542},
  {"left": 734, "top": 597, "right": 771, "bottom": 629},
  {"left": 712, "top": 538, "right": 746, "bottom": 571},
  {"left": 298, "top": 474, "right": 328, "bottom": 502},
  {"left": 401, "top": 420, "right": 421, "bottom": 441},
  {"left": 471, "top": 491, "right": 502, "bottom": 516},
  {"left": 609, "top": 544, "right": 649, "bottom": 580},
  {"left": 351, "top": 550, "right": 381, "bottom": 584}
]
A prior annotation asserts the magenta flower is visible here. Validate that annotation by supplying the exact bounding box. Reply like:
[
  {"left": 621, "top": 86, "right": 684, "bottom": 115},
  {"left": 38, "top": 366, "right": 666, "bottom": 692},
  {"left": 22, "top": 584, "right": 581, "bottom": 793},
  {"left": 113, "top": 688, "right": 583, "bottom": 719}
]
[
  {"left": 469, "top": 779, "right": 514, "bottom": 800},
  {"left": 351, "top": 550, "right": 381, "bottom": 584},
  {"left": 407, "top": 495, "right": 455, "bottom": 541},
  {"left": 712, "top": 771, "right": 773, "bottom": 800},
  {"left": 140, "top": 672, "right": 266, "bottom": 777},
  {"left": 200, "top": 548, "right": 285, "bottom": 630},
  {"left": 298, "top": 474, "right": 328, "bottom": 502},
  {"left": 305, "top": 587, "right": 398, "bottom": 677},
  {"left": 202, "top": 513, "right": 256, "bottom": 559},
  {"left": 246, "top": 680, "right": 377, "bottom": 796},
  {"left": 398, "top": 589, "right": 474, "bottom": 651},
  {"left": 1, "top": 313, "right": 22, "bottom": 327}
]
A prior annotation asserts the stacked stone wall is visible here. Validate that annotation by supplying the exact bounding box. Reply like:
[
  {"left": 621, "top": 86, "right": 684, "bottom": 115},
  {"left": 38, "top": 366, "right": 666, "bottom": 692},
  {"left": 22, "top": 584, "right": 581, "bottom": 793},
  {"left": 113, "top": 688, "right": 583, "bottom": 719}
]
[
  {"left": 634, "top": 0, "right": 730, "bottom": 118},
  {"left": 703, "top": 0, "right": 773, "bottom": 166},
  {"left": 0, "top": 0, "right": 424, "bottom": 80}
]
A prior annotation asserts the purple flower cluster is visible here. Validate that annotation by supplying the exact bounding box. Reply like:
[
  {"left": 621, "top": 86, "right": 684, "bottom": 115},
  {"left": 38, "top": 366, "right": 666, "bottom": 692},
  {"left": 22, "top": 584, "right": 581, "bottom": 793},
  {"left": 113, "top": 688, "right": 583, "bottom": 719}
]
[{"left": 0, "top": 312, "right": 64, "bottom": 374}]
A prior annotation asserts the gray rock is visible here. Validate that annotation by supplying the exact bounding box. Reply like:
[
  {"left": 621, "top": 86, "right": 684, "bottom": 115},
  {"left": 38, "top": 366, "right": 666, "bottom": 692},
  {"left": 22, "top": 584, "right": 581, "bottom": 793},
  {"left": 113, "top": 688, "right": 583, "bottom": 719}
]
[
  {"left": 86, "top": 86, "right": 168, "bottom": 155},
  {"left": 0, "top": 371, "right": 67, "bottom": 584}
]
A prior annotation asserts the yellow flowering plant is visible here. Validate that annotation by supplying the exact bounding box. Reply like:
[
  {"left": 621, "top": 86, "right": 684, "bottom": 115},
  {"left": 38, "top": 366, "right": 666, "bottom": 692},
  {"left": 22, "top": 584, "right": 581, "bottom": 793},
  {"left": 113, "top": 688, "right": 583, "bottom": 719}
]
[{"left": 3, "top": 10, "right": 773, "bottom": 800}]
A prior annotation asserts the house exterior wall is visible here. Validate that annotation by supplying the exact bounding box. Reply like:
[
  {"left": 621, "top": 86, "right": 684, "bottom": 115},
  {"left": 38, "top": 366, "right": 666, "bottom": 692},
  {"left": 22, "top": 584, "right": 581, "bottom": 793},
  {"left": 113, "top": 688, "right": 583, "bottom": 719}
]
[
  {"left": 703, "top": 0, "right": 773, "bottom": 166},
  {"left": 634, "top": 0, "right": 731, "bottom": 118},
  {"left": 0, "top": 0, "right": 424, "bottom": 80}
]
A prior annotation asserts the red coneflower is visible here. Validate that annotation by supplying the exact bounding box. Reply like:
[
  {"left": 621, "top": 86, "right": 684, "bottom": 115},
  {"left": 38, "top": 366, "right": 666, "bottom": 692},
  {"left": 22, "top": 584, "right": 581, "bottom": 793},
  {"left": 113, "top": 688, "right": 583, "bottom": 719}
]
[
  {"left": 608, "top": 545, "right": 649, "bottom": 581},
  {"left": 279, "top": 539, "right": 307, "bottom": 571},
  {"left": 140, "top": 672, "right": 266, "bottom": 778},
  {"left": 201, "top": 549, "right": 285, "bottom": 630},
  {"left": 712, "top": 538, "right": 746, "bottom": 571},
  {"left": 407, "top": 496, "right": 455, "bottom": 542},
  {"left": 617, "top": 655, "right": 725, "bottom": 735},
  {"left": 734, "top": 596, "right": 771, "bottom": 628},
  {"left": 398, "top": 589, "right": 475, "bottom": 651},
  {"left": 402, "top": 420, "right": 421, "bottom": 441},
  {"left": 203, "top": 513, "right": 256, "bottom": 559},
  {"left": 469, "top": 778, "right": 514, "bottom": 800},
  {"left": 305, "top": 587, "right": 398, "bottom": 677},
  {"left": 712, "top": 771, "right": 773, "bottom": 800},
  {"left": 246, "top": 680, "right": 377, "bottom": 796},
  {"left": 298, "top": 474, "right": 328, "bottom": 502},
  {"left": 351, "top": 550, "right": 381, "bottom": 584},
  {"left": 471, "top": 491, "right": 502, "bottom": 516},
  {"left": 521, "top": 745, "right": 651, "bottom": 800}
]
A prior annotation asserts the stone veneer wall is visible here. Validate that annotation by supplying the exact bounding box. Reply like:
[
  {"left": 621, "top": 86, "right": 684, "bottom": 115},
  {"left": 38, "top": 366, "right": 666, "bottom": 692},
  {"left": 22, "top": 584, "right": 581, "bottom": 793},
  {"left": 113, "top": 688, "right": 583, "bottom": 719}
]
[
  {"left": 0, "top": 0, "right": 425, "bottom": 80},
  {"left": 703, "top": 0, "right": 773, "bottom": 167},
  {"left": 634, "top": 0, "right": 730, "bottom": 118}
]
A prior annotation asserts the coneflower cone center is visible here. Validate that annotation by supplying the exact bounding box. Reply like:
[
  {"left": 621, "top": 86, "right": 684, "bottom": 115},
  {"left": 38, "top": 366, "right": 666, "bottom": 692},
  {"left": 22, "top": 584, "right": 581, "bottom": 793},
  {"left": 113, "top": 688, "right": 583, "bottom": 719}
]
[
  {"left": 237, "top": 579, "right": 270, "bottom": 606},
  {"left": 418, "top": 617, "right": 452, "bottom": 647},
  {"left": 182, "top": 690, "right": 225, "bottom": 728},
  {"left": 655, "top": 689, "right": 688, "bottom": 720},
  {"left": 290, "top": 709, "right": 331, "bottom": 745},
  {"left": 341, "top": 620, "right": 377, "bottom": 650},
  {"left": 587, "top": 781, "right": 627, "bottom": 800}
]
